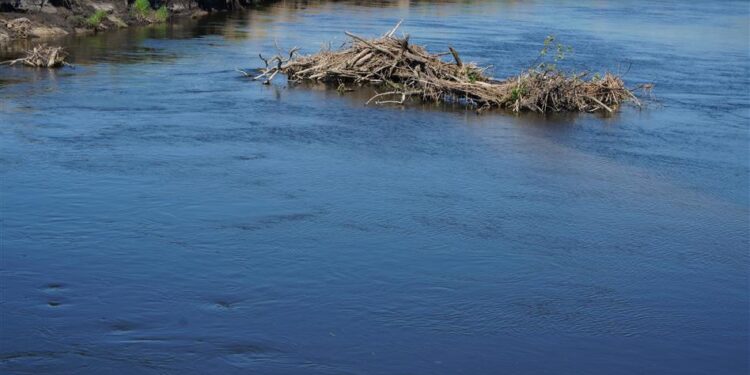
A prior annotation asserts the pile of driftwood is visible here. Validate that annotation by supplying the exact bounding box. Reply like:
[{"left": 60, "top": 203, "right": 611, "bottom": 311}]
[
  {"left": 244, "top": 23, "right": 641, "bottom": 113},
  {"left": 1, "top": 45, "right": 70, "bottom": 68}
]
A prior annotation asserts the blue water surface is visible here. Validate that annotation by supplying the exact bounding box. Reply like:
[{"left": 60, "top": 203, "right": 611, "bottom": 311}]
[{"left": 1, "top": 1, "right": 748, "bottom": 374}]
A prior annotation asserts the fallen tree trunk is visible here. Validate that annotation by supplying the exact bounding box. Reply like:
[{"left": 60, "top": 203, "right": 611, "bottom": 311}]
[{"left": 242, "top": 24, "right": 646, "bottom": 114}]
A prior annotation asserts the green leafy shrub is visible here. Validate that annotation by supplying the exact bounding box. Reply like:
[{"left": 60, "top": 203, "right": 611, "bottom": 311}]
[{"left": 536, "top": 35, "right": 574, "bottom": 72}]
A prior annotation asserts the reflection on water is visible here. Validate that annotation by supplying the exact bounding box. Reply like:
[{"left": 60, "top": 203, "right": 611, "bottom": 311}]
[{"left": 1, "top": 1, "right": 748, "bottom": 374}]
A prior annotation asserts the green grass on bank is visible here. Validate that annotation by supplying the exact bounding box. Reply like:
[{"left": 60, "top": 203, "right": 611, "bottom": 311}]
[
  {"left": 132, "top": 0, "right": 169, "bottom": 23},
  {"left": 86, "top": 10, "right": 107, "bottom": 28}
]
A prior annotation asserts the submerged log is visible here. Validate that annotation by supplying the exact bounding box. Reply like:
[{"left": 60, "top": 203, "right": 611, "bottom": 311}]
[{"left": 242, "top": 23, "right": 644, "bottom": 114}]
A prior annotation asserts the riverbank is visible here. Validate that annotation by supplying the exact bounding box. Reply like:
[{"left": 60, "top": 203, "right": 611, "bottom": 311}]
[{"left": 0, "top": 0, "right": 271, "bottom": 44}]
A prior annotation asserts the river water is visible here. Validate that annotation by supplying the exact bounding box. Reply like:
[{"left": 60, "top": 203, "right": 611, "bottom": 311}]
[{"left": 1, "top": 1, "right": 748, "bottom": 374}]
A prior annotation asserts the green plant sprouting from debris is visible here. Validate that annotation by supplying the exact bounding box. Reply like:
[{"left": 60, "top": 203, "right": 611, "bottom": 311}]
[
  {"left": 467, "top": 69, "right": 480, "bottom": 83},
  {"left": 510, "top": 86, "right": 525, "bottom": 102},
  {"left": 538, "top": 35, "right": 574, "bottom": 72}
]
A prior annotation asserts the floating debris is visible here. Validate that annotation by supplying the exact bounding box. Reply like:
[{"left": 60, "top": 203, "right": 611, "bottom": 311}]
[
  {"left": 242, "top": 23, "right": 643, "bottom": 114},
  {"left": 1, "top": 44, "right": 70, "bottom": 68}
]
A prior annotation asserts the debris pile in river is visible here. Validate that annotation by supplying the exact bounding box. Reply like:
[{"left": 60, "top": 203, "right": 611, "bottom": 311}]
[
  {"left": 244, "top": 23, "right": 641, "bottom": 113},
  {"left": 1, "top": 45, "right": 69, "bottom": 68}
]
